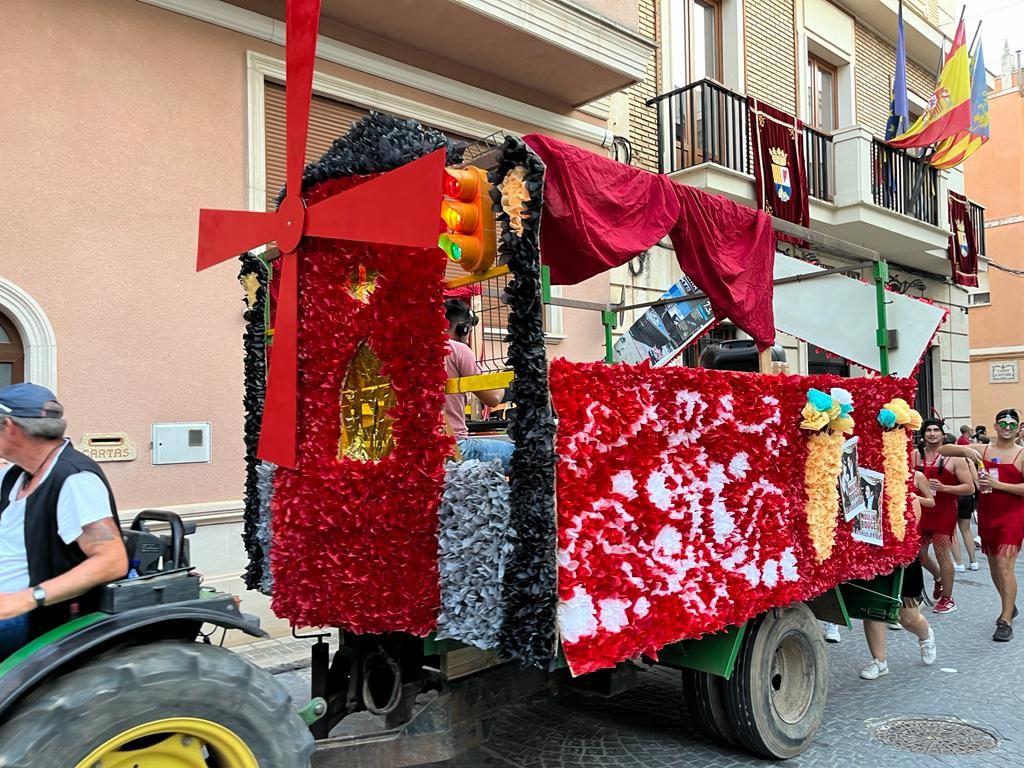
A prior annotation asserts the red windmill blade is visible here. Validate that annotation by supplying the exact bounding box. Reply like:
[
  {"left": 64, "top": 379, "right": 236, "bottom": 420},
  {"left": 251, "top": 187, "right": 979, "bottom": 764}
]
[{"left": 195, "top": 0, "right": 445, "bottom": 468}]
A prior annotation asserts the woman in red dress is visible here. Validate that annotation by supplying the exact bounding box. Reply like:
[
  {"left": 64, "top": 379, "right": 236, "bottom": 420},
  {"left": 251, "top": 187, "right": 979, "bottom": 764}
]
[
  {"left": 942, "top": 408, "right": 1024, "bottom": 641},
  {"left": 913, "top": 419, "right": 974, "bottom": 614}
]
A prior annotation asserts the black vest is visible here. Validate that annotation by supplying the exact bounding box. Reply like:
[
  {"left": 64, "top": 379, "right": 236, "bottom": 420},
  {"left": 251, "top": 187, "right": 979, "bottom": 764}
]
[{"left": 0, "top": 445, "right": 121, "bottom": 638}]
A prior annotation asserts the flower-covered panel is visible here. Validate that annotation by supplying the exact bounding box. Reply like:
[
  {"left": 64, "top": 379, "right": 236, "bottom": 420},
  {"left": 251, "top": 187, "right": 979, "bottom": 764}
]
[{"left": 550, "top": 360, "right": 919, "bottom": 675}]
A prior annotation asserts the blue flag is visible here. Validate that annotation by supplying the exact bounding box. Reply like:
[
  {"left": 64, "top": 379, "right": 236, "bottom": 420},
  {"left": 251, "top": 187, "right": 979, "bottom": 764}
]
[{"left": 886, "top": 0, "right": 909, "bottom": 140}]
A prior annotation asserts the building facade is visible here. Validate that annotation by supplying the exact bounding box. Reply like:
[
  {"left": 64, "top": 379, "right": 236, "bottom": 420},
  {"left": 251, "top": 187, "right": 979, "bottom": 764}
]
[
  {"left": 966, "top": 67, "right": 1024, "bottom": 429},
  {"left": 616, "top": 0, "right": 983, "bottom": 429},
  {"left": 0, "top": 0, "right": 652, "bottom": 634}
]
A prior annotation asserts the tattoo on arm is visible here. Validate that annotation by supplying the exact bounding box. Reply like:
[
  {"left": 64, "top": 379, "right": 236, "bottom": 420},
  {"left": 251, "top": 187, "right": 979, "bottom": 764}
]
[{"left": 78, "top": 519, "right": 119, "bottom": 551}]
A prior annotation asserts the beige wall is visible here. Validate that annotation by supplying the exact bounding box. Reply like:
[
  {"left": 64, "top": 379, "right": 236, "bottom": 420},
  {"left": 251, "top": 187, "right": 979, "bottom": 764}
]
[
  {"left": 853, "top": 23, "right": 936, "bottom": 138},
  {"left": 625, "top": 0, "right": 660, "bottom": 172},
  {"left": 0, "top": 0, "right": 610, "bottom": 516},
  {"left": 745, "top": 0, "right": 799, "bottom": 114},
  {"left": 1, "top": 0, "right": 251, "bottom": 510}
]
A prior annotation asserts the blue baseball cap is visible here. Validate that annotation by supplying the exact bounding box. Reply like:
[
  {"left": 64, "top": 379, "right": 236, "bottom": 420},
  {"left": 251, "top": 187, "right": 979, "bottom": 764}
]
[{"left": 0, "top": 383, "right": 64, "bottom": 419}]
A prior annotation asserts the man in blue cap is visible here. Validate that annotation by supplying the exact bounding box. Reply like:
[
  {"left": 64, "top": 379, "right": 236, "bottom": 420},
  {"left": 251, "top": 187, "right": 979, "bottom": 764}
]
[{"left": 0, "top": 383, "right": 127, "bottom": 656}]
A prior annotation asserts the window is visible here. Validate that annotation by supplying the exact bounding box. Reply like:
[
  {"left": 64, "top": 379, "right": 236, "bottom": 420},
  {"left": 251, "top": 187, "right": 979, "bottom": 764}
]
[
  {"left": 691, "top": 0, "right": 723, "bottom": 82},
  {"left": 967, "top": 291, "right": 991, "bottom": 307},
  {"left": 0, "top": 313, "right": 23, "bottom": 389},
  {"left": 807, "top": 56, "right": 837, "bottom": 131}
]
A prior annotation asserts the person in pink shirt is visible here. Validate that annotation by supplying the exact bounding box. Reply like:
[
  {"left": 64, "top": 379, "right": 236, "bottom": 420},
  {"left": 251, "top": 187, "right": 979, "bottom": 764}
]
[{"left": 443, "top": 299, "right": 513, "bottom": 472}]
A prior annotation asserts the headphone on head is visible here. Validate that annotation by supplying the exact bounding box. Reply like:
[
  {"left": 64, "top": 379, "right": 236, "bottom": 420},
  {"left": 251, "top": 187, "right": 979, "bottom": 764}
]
[{"left": 445, "top": 299, "right": 479, "bottom": 339}]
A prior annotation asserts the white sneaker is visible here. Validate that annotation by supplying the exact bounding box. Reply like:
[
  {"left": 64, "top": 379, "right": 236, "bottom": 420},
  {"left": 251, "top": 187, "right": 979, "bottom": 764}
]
[
  {"left": 919, "top": 627, "right": 937, "bottom": 665},
  {"left": 823, "top": 622, "right": 841, "bottom": 643},
  {"left": 954, "top": 563, "right": 966, "bottom": 573},
  {"left": 969, "top": 561, "right": 980, "bottom": 571},
  {"left": 861, "top": 659, "right": 889, "bottom": 680},
  {"left": 974, "top": 536, "right": 982, "bottom": 548},
  {"left": 888, "top": 622, "right": 902, "bottom": 631}
]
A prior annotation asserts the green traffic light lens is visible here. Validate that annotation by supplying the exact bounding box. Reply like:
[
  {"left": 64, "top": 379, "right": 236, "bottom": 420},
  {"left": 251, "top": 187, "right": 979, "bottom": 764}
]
[{"left": 439, "top": 234, "right": 461, "bottom": 262}]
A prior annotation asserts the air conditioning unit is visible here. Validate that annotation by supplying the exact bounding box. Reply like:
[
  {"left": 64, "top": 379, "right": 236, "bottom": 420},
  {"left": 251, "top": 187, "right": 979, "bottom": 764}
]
[{"left": 151, "top": 422, "right": 212, "bottom": 465}]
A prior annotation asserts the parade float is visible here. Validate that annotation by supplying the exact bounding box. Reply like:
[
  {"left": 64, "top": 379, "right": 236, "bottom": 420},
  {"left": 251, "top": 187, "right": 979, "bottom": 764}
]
[
  {"left": 0, "top": 1, "right": 946, "bottom": 765},
  {"left": 206, "top": 1, "right": 943, "bottom": 761}
]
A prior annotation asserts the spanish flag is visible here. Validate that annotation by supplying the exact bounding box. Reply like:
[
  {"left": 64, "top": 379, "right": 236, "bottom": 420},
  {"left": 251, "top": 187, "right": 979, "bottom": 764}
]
[
  {"left": 889, "top": 19, "right": 971, "bottom": 149},
  {"left": 930, "top": 41, "right": 990, "bottom": 169}
]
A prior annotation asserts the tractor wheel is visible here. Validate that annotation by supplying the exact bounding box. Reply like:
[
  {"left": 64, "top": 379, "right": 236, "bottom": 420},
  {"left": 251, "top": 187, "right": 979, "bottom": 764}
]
[
  {"left": 724, "top": 604, "right": 827, "bottom": 759},
  {"left": 0, "top": 640, "right": 314, "bottom": 767},
  {"left": 681, "top": 668, "right": 738, "bottom": 747}
]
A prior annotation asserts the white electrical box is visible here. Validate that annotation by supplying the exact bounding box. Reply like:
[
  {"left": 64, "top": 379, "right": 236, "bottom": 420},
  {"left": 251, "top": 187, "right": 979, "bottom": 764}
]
[{"left": 151, "top": 422, "right": 212, "bottom": 465}]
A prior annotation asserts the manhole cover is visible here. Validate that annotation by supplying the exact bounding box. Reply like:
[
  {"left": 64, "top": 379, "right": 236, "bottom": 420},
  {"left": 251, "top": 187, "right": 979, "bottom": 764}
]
[{"left": 872, "top": 717, "right": 997, "bottom": 754}]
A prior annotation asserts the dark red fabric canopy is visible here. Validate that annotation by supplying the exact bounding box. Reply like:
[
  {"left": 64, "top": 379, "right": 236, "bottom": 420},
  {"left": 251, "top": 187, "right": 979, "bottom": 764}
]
[{"left": 523, "top": 134, "right": 776, "bottom": 349}]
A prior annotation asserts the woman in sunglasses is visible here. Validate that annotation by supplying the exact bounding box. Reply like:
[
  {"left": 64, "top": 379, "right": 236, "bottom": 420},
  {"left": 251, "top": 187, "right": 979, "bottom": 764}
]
[{"left": 941, "top": 408, "right": 1024, "bottom": 641}]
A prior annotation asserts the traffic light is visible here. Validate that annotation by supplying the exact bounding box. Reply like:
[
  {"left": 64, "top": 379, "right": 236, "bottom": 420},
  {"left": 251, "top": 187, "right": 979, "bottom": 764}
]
[{"left": 439, "top": 166, "right": 496, "bottom": 273}]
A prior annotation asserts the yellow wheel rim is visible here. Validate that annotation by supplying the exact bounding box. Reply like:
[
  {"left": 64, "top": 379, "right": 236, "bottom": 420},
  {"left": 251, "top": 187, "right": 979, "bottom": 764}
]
[{"left": 74, "top": 716, "right": 259, "bottom": 768}]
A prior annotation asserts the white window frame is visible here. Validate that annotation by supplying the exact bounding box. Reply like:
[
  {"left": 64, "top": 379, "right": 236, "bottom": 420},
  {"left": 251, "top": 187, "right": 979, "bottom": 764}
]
[{"left": 660, "top": 0, "right": 744, "bottom": 93}]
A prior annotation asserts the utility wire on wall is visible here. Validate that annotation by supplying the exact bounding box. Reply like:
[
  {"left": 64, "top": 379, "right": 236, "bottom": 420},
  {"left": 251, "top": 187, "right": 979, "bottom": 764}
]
[{"left": 988, "top": 259, "right": 1024, "bottom": 277}]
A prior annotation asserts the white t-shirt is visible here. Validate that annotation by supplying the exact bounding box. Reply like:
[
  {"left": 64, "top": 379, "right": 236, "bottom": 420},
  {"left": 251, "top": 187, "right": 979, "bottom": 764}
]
[{"left": 0, "top": 442, "right": 114, "bottom": 593}]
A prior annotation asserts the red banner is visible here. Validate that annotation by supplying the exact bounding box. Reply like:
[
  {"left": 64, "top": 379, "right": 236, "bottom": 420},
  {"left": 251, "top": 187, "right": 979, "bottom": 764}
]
[
  {"left": 748, "top": 98, "right": 809, "bottom": 227},
  {"left": 948, "top": 191, "right": 979, "bottom": 287}
]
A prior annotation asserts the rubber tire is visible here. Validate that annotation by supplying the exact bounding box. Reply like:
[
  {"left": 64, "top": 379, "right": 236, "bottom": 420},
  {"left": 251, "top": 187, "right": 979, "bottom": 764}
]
[
  {"left": 724, "top": 604, "right": 828, "bottom": 759},
  {"left": 681, "top": 668, "right": 739, "bottom": 747},
  {"left": 0, "top": 640, "right": 315, "bottom": 767}
]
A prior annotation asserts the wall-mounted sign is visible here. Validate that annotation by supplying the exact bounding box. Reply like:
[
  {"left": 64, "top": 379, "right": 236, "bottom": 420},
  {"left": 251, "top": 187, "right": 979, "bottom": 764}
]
[
  {"left": 79, "top": 433, "right": 137, "bottom": 463},
  {"left": 990, "top": 361, "right": 1019, "bottom": 384}
]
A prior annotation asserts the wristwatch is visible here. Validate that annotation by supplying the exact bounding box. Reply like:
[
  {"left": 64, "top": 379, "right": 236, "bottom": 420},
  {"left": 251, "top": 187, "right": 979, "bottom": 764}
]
[{"left": 31, "top": 586, "right": 46, "bottom": 609}]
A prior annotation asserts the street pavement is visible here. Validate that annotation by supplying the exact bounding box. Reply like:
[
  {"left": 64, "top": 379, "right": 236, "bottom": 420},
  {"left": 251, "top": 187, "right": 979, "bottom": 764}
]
[{"left": 269, "top": 554, "right": 1024, "bottom": 767}]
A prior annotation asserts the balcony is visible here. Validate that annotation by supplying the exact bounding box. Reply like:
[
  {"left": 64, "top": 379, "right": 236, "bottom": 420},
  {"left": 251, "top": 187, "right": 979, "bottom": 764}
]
[
  {"left": 648, "top": 80, "right": 987, "bottom": 271},
  {"left": 221, "top": 0, "right": 655, "bottom": 107}
]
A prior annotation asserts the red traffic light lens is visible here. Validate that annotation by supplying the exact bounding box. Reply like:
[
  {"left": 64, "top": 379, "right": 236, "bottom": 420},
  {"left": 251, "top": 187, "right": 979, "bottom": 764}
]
[{"left": 443, "top": 172, "right": 462, "bottom": 198}]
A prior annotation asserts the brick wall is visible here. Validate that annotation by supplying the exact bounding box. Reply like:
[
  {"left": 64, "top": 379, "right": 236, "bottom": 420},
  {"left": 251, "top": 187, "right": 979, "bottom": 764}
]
[
  {"left": 625, "top": 0, "right": 659, "bottom": 171},
  {"left": 744, "top": 0, "right": 798, "bottom": 113},
  {"left": 854, "top": 23, "right": 935, "bottom": 137}
]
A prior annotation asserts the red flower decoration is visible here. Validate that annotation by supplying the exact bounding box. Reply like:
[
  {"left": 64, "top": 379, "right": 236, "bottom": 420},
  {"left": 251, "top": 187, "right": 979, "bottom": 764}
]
[
  {"left": 268, "top": 175, "right": 450, "bottom": 635},
  {"left": 550, "top": 360, "right": 918, "bottom": 675}
]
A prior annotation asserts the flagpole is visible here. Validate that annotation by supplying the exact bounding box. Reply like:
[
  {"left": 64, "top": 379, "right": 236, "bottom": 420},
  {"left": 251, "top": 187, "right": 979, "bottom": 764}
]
[{"left": 969, "top": 20, "right": 982, "bottom": 56}]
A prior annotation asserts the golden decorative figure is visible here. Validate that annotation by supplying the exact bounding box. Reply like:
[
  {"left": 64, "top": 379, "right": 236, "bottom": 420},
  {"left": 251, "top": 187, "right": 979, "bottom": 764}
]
[
  {"left": 345, "top": 265, "right": 379, "bottom": 304},
  {"left": 339, "top": 342, "right": 396, "bottom": 461},
  {"left": 239, "top": 272, "right": 260, "bottom": 310},
  {"left": 498, "top": 166, "right": 531, "bottom": 237}
]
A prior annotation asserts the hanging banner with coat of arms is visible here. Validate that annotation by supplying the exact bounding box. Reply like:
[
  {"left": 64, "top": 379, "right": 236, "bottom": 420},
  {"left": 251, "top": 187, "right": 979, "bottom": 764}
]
[
  {"left": 947, "top": 191, "right": 979, "bottom": 287},
  {"left": 748, "top": 98, "right": 810, "bottom": 228}
]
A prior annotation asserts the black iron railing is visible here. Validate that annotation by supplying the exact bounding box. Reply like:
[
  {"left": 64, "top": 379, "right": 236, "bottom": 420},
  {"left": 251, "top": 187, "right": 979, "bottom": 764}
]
[
  {"left": 648, "top": 80, "right": 834, "bottom": 201},
  {"left": 804, "top": 127, "right": 834, "bottom": 202},
  {"left": 870, "top": 140, "right": 939, "bottom": 226},
  {"left": 647, "top": 79, "right": 751, "bottom": 177},
  {"left": 969, "top": 200, "right": 986, "bottom": 255}
]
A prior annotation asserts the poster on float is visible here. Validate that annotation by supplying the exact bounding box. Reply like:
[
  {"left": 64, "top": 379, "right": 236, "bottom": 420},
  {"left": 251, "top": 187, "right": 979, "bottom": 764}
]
[
  {"left": 854, "top": 469, "right": 885, "bottom": 546},
  {"left": 613, "top": 274, "right": 715, "bottom": 366}
]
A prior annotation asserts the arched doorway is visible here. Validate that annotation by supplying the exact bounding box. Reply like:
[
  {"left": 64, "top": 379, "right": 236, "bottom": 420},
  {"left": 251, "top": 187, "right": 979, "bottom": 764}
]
[
  {"left": 0, "top": 277, "right": 57, "bottom": 392},
  {"left": 0, "top": 312, "right": 24, "bottom": 388}
]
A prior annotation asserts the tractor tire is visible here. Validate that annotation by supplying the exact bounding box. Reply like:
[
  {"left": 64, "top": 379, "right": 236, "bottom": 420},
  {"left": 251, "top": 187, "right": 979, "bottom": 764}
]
[
  {"left": 0, "top": 640, "right": 314, "bottom": 768},
  {"left": 724, "top": 604, "right": 827, "bottom": 759},
  {"left": 681, "top": 668, "right": 738, "bottom": 747}
]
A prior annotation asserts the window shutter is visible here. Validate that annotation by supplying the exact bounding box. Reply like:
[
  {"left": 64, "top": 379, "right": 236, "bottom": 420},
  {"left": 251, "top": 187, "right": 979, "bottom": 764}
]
[
  {"left": 263, "top": 81, "right": 475, "bottom": 284},
  {"left": 264, "top": 82, "right": 369, "bottom": 212}
]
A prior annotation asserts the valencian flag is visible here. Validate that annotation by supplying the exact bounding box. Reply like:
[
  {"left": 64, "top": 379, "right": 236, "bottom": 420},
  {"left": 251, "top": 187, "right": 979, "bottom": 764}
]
[
  {"left": 889, "top": 18, "right": 971, "bottom": 149},
  {"left": 930, "top": 41, "right": 990, "bottom": 169},
  {"left": 885, "top": 0, "right": 910, "bottom": 141}
]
